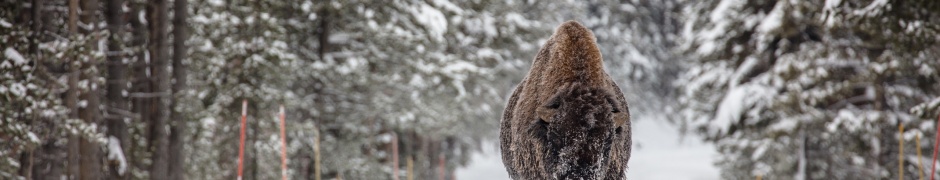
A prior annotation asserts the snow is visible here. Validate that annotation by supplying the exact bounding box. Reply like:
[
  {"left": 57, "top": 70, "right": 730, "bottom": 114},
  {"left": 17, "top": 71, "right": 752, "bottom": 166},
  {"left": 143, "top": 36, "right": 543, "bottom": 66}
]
[
  {"left": 455, "top": 141, "right": 509, "bottom": 180},
  {"left": 107, "top": 136, "right": 128, "bottom": 175},
  {"left": 823, "top": 0, "right": 842, "bottom": 11},
  {"left": 466, "top": 14, "right": 498, "bottom": 38},
  {"left": 456, "top": 116, "right": 719, "bottom": 180},
  {"left": 712, "top": 86, "right": 748, "bottom": 136},
  {"left": 139, "top": 11, "right": 147, "bottom": 24},
  {"left": 768, "top": 118, "right": 798, "bottom": 132},
  {"left": 855, "top": 0, "right": 888, "bottom": 17},
  {"left": 376, "top": 133, "right": 392, "bottom": 143},
  {"left": 628, "top": 118, "right": 720, "bottom": 180},
  {"left": 431, "top": 0, "right": 464, "bottom": 15},
  {"left": 8, "top": 83, "right": 25, "bottom": 97},
  {"left": 751, "top": 142, "right": 767, "bottom": 160},
  {"left": 27, "top": 132, "right": 39, "bottom": 143},
  {"left": 757, "top": 2, "right": 785, "bottom": 34},
  {"left": 412, "top": 3, "right": 448, "bottom": 42},
  {"left": 711, "top": 83, "right": 775, "bottom": 136},
  {"left": 5, "top": 48, "right": 27, "bottom": 65},
  {"left": 0, "top": 18, "right": 11, "bottom": 28},
  {"left": 442, "top": 61, "right": 479, "bottom": 73},
  {"left": 696, "top": 0, "right": 745, "bottom": 55},
  {"left": 208, "top": 0, "right": 224, "bottom": 6},
  {"left": 504, "top": 13, "right": 533, "bottom": 29}
]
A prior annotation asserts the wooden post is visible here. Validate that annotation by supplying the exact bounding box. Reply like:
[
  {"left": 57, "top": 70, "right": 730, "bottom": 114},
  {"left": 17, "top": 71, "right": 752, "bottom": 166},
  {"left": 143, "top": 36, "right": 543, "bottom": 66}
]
[
  {"left": 392, "top": 133, "right": 399, "bottom": 180},
  {"left": 406, "top": 156, "right": 414, "bottom": 180},
  {"left": 314, "top": 126, "right": 321, "bottom": 180},
  {"left": 919, "top": 133, "right": 926, "bottom": 180},
  {"left": 238, "top": 100, "right": 247, "bottom": 180},
  {"left": 931, "top": 114, "right": 940, "bottom": 180},
  {"left": 901, "top": 123, "right": 905, "bottom": 180},
  {"left": 279, "top": 106, "right": 288, "bottom": 180},
  {"left": 930, "top": 114, "right": 940, "bottom": 180}
]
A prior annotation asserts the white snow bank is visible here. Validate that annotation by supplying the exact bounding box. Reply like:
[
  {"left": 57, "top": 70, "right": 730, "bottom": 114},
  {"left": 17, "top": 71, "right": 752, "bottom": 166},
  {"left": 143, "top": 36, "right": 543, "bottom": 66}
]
[{"left": 107, "top": 136, "right": 128, "bottom": 175}]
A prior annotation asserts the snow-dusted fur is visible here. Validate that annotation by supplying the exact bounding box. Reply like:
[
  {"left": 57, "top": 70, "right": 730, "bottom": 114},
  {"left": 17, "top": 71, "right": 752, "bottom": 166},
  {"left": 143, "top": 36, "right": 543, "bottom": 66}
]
[{"left": 500, "top": 21, "right": 632, "bottom": 180}]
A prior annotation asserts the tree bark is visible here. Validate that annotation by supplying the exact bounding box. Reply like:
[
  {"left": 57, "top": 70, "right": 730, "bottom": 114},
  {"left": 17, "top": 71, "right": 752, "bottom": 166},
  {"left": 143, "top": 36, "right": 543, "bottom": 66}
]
[
  {"left": 29, "top": 0, "right": 42, "bottom": 55},
  {"left": 79, "top": 0, "right": 103, "bottom": 179},
  {"left": 66, "top": 0, "right": 81, "bottom": 178},
  {"left": 105, "top": 0, "right": 129, "bottom": 178},
  {"left": 167, "top": 0, "right": 189, "bottom": 178},
  {"left": 130, "top": 4, "right": 151, "bottom": 176},
  {"left": 147, "top": 0, "right": 171, "bottom": 178},
  {"left": 18, "top": 0, "right": 43, "bottom": 178}
]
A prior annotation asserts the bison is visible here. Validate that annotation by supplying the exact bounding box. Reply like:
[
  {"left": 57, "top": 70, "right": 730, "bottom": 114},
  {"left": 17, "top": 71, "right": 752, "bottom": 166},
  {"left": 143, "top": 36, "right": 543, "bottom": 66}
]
[{"left": 500, "top": 21, "right": 632, "bottom": 180}]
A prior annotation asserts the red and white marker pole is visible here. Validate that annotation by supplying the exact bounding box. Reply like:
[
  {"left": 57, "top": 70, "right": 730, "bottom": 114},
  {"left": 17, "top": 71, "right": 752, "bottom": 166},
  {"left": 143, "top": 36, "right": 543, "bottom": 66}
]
[
  {"left": 438, "top": 153, "right": 445, "bottom": 180},
  {"left": 238, "top": 100, "right": 247, "bottom": 180}
]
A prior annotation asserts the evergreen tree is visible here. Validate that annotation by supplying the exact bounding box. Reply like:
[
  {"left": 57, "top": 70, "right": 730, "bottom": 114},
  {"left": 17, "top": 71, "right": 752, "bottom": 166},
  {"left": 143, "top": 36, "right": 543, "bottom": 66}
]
[{"left": 675, "top": 0, "right": 940, "bottom": 179}]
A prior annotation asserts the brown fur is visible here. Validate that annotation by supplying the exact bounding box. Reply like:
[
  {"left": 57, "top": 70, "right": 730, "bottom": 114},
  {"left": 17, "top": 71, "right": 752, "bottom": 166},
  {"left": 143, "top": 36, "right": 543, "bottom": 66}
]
[{"left": 500, "top": 21, "right": 631, "bottom": 180}]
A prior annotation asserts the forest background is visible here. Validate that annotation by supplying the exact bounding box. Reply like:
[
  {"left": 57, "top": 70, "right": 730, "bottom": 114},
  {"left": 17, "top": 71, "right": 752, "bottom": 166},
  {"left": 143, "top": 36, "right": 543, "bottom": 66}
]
[{"left": 2, "top": 0, "right": 939, "bottom": 179}]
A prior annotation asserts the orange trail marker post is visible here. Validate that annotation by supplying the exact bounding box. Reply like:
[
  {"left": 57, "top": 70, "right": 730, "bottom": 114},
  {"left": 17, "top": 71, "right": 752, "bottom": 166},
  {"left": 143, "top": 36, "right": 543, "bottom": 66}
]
[
  {"left": 238, "top": 100, "right": 247, "bottom": 180},
  {"left": 279, "top": 105, "right": 288, "bottom": 180}
]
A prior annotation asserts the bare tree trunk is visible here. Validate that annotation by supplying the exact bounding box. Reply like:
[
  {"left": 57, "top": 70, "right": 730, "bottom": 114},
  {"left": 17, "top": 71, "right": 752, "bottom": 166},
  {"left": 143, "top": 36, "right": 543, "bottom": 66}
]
[
  {"left": 68, "top": 0, "right": 78, "bottom": 33},
  {"left": 29, "top": 0, "right": 42, "bottom": 55},
  {"left": 18, "top": 150, "right": 33, "bottom": 179},
  {"left": 127, "top": 2, "right": 151, "bottom": 175},
  {"left": 66, "top": 0, "right": 81, "bottom": 178},
  {"left": 79, "top": 0, "right": 103, "bottom": 179},
  {"left": 18, "top": 0, "right": 43, "bottom": 178},
  {"left": 105, "top": 0, "right": 129, "bottom": 178},
  {"left": 316, "top": 9, "right": 331, "bottom": 60},
  {"left": 167, "top": 0, "right": 189, "bottom": 178},
  {"left": 147, "top": 0, "right": 171, "bottom": 178},
  {"left": 35, "top": 141, "right": 68, "bottom": 180},
  {"left": 26, "top": 1, "right": 68, "bottom": 178}
]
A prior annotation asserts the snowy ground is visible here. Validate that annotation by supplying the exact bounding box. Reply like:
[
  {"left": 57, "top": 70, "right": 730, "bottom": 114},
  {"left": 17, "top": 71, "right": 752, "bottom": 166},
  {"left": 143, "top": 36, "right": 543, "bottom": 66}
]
[{"left": 456, "top": 117, "right": 720, "bottom": 179}]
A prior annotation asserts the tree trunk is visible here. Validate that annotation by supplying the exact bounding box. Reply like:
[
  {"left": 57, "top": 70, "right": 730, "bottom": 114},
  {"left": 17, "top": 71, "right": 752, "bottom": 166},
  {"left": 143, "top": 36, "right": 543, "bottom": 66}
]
[
  {"left": 29, "top": 0, "right": 42, "bottom": 55},
  {"left": 27, "top": 1, "right": 68, "bottom": 178},
  {"left": 167, "top": 0, "right": 189, "bottom": 178},
  {"left": 34, "top": 141, "right": 68, "bottom": 180},
  {"left": 147, "top": 0, "right": 171, "bottom": 178},
  {"left": 79, "top": 0, "right": 103, "bottom": 179},
  {"left": 18, "top": 0, "right": 43, "bottom": 178},
  {"left": 105, "top": 0, "right": 129, "bottom": 178},
  {"left": 127, "top": 2, "right": 151, "bottom": 175},
  {"left": 66, "top": 0, "right": 81, "bottom": 178}
]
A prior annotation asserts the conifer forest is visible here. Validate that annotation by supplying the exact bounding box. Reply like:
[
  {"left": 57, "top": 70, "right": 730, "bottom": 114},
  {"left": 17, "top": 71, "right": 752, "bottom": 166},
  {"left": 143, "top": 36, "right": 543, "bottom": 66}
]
[{"left": 1, "top": 0, "right": 939, "bottom": 179}]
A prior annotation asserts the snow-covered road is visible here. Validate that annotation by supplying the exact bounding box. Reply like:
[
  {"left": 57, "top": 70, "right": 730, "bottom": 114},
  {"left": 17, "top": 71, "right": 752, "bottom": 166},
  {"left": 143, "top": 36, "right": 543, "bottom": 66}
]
[{"left": 456, "top": 117, "right": 720, "bottom": 179}]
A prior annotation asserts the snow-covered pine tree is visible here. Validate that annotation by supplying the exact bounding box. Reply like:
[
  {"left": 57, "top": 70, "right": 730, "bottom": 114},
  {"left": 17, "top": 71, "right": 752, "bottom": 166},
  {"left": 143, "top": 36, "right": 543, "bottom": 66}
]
[
  {"left": 0, "top": 0, "right": 106, "bottom": 178},
  {"left": 676, "top": 0, "right": 940, "bottom": 179}
]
